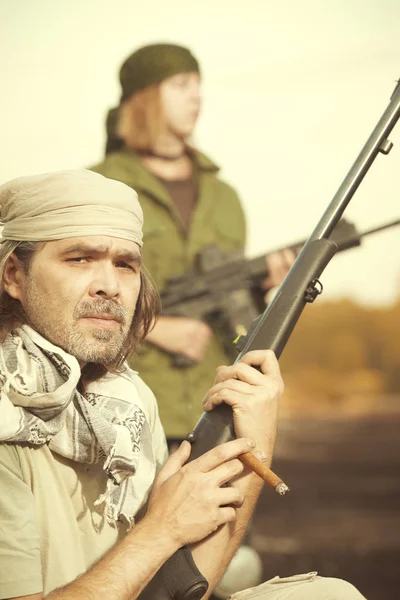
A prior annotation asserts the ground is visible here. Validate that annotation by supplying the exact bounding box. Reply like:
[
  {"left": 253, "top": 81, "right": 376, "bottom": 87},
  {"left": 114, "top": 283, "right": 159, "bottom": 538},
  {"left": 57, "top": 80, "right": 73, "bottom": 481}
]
[{"left": 244, "top": 413, "right": 400, "bottom": 600}]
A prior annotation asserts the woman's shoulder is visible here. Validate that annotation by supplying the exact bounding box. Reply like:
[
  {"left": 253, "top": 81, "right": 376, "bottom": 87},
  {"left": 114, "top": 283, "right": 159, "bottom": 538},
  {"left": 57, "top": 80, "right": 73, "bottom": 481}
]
[{"left": 89, "top": 150, "right": 142, "bottom": 181}]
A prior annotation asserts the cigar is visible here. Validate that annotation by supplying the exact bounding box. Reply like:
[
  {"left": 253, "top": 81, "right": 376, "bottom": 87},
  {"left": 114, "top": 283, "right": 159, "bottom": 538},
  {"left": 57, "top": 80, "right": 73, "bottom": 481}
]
[{"left": 239, "top": 452, "right": 289, "bottom": 495}]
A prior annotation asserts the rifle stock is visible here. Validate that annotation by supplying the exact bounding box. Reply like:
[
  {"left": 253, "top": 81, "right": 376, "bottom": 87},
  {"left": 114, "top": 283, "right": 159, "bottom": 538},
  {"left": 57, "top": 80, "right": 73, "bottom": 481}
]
[{"left": 139, "top": 78, "right": 400, "bottom": 600}]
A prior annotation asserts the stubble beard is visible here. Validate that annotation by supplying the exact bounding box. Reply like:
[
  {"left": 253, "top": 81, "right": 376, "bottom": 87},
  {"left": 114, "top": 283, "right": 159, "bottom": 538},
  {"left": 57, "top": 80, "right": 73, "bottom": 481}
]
[
  {"left": 67, "top": 317, "right": 129, "bottom": 365},
  {"left": 24, "top": 278, "right": 133, "bottom": 367}
]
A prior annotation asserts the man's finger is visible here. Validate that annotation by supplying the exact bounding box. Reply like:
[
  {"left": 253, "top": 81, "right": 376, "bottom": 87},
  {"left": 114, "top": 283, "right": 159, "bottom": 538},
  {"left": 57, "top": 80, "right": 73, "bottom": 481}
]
[
  {"left": 207, "top": 458, "right": 245, "bottom": 486},
  {"left": 215, "top": 362, "right": 264, "bottom": 386},
  {"left": 192, "top": 438, "right": 255, "bottom": 473},
  {"left": 156, "top": 440, "right": 192, "bottom": 485},
  {"left": 203, "top": 389, "right": 246, "bottom": 412},
  {"left": 217, "top": 506, "right": 237, "bottom": 527},
  {"left": 239, "top": 349, "right": 282, "bottom": 379},
  {"left": 216, "top": 485, "right": 245, "bottom": 507},
  {"left": 204, "top": 378, "right": 253, "bottom": 403}
]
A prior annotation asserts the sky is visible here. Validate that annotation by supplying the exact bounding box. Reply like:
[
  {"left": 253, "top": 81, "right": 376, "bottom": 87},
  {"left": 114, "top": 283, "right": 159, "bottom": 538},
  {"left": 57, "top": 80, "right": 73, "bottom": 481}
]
[{"left": 0, "top": 0, "right": 399, "bottom": 306}]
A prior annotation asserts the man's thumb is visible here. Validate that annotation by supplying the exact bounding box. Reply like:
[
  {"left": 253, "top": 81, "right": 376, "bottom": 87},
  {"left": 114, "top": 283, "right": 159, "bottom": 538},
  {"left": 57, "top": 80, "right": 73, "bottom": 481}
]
[{"left": 156, "top": 440, "right": 192, "bottom": 486}]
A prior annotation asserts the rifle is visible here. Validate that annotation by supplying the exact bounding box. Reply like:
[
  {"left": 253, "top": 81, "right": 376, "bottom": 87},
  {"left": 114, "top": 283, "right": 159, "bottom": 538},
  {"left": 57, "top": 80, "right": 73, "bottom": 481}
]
[
  {"left": 161, "top": 217, "right": 400, "bottom": 363},
  {"left": 140, "top": 78, "right": 400, "bottom": 600}
]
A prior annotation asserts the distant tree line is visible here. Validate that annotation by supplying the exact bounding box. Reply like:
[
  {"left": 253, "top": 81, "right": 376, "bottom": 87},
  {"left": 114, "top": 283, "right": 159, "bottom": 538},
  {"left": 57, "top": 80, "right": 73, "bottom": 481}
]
[{"left": 280, "top": 296, "right": 400, "bottom": 411}]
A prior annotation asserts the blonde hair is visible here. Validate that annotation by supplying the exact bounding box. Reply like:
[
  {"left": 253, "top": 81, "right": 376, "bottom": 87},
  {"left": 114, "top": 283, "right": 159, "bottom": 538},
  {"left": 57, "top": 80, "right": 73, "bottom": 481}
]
[
  {"left": 0, "top": 240, "right": 160, "bottom": 377},
  {"left": 117, "top": 85, "right": 168, "bottom": 152}
]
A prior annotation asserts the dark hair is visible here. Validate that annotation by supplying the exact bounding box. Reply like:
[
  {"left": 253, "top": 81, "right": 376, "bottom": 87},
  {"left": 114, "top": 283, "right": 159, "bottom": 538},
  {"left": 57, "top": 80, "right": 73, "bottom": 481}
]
[
  {"left": 0, "top": 241, "right": 160, "bottom": 378},
  {"left": 0, "top": 241, "right": 39, "bottom": 337},
  {"left": 118, "top": 263, "right": 160, "bottom": 364}
]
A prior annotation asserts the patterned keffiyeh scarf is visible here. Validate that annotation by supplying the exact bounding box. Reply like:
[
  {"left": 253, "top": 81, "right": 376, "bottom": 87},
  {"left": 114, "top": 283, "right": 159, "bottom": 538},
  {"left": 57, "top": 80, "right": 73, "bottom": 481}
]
[{"left": 0, "top": 325, "right": 155, "bottom": 526}]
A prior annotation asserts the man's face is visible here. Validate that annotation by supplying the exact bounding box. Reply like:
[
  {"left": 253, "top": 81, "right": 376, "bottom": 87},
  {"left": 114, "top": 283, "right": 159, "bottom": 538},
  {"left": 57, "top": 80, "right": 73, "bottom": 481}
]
[
  {"left": 160, "top": 72, "right": 201, "bottom": 138},
  {"left": 9, "top": 236, "right": 142, "bottom": 366}
]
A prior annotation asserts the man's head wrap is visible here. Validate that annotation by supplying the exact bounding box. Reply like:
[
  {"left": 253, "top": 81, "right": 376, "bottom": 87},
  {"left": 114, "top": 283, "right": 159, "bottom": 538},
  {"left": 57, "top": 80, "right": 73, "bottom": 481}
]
[
  {"left": 0, "top": 169, "right": 143, "bottom": 246},
  {"left": 119, "top": 43, "right": 200, "bottom": 103}
]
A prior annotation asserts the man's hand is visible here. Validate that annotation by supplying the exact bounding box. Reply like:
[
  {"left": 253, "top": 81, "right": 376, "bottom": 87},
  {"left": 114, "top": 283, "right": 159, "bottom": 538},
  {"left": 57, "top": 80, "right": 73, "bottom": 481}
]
[
  {"left": 202, "top": 350, "right": 283, "bottom": 457},
  {"left": 146, "top": 437, "right": 255, "bottom": 548},
  {"left": 262, "top": 248, "right": 296, "bottom": 291},
  {"left": 146, "top": 316, "right": 212, "bottom": 361}
]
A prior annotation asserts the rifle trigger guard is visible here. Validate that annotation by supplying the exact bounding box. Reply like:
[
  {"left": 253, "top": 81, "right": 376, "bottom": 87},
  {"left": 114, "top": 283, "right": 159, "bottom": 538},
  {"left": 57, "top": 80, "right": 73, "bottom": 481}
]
[{"left": 304, "top": 278, "right": 323, "bottom": 303}]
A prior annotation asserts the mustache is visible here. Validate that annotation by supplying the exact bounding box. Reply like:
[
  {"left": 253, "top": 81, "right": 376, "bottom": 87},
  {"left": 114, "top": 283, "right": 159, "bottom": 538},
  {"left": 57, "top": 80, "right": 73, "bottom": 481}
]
[{"left": 74, "top": 300, "right": 129, "bottom": 325}]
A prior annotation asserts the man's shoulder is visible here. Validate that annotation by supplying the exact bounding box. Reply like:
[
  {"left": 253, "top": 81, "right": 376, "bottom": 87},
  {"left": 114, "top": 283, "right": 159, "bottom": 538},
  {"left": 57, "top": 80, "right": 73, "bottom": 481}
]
[
  {"left": 0, "top": 442, "right": 22, "bottom": 476},
  {"left": 120, "top": 367, "right": 156, "bottom": 400},
  {"left": 115, "top": 367, "right": 159, "bottom": 422},
  {"left": 0, "top": 441, "right": 58, "bottom": 482},
  {"left": 119, "top": 368, "right": 167, "bottom": 456}
]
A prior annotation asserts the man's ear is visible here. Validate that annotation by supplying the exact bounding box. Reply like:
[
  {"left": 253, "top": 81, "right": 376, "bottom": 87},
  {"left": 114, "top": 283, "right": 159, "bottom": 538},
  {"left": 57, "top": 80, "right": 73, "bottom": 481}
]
[{"left": 3, "top": 254, "right": 26, "bottom": 301}]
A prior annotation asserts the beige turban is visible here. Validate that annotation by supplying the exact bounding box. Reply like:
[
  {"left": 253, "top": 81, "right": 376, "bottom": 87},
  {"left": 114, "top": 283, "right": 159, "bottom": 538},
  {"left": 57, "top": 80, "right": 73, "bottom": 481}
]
[{"left": 0, "top": 169, "right": 143, "bottom": 246}]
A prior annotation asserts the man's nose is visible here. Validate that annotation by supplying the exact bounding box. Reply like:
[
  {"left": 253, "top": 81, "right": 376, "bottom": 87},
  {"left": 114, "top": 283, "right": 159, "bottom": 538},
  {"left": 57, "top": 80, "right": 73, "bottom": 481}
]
[{"left": 88, "top": 263, "right": 119, "bottom": 299}]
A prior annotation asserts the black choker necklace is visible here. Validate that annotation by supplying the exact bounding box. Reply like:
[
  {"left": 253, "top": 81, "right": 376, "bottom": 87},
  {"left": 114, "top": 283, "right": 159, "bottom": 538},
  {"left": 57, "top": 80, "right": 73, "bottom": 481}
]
[{"left": 137, "top": 149, "right": 187, "bottom": 161}]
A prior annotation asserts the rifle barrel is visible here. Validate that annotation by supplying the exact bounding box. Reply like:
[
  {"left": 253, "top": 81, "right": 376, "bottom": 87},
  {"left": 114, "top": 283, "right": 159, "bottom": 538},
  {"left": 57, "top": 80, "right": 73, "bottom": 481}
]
[
  {"left": 310, "top": 80, "right": 400, "bottom": 242},
  {"left": 358, "top": 218, "right": 400, "bottom": 239}
]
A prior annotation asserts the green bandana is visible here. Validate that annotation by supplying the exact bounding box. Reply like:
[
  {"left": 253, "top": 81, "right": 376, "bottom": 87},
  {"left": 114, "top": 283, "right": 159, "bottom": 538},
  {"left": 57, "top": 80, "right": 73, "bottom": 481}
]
[{"left": 119, "top": 43, "right": 200, "bottom": 102}]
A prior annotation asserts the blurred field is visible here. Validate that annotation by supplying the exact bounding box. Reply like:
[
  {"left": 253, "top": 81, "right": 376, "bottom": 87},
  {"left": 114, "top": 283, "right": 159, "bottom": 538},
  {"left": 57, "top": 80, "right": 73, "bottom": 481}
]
[
  {"left": 251, "top": 406, "right": 400, "bottom": 600},
  {"left": 279, "top": 298, "right": 400, "bottom": 409},
  {"left": 243, "top": 297, "right": 400, "bottom": 599}
]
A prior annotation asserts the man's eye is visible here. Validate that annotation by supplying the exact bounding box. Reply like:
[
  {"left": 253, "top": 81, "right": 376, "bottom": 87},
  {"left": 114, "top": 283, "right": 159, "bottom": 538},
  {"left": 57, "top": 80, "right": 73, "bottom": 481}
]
[
  {"left": 116, "top": 262, "right": 134, "bottom": 271},
  {"left": 67, "top": 257, "right": 88, "bottom": 263}
]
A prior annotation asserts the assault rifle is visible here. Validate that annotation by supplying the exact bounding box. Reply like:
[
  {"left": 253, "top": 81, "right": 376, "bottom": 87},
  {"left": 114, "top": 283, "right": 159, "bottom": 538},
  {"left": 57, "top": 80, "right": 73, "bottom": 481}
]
[
  {"left": 140, "top": 78, "right": 400, "bottom": 600},
  {"left": 161, "top": 217, "right": 400, "bottom": 363}
]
